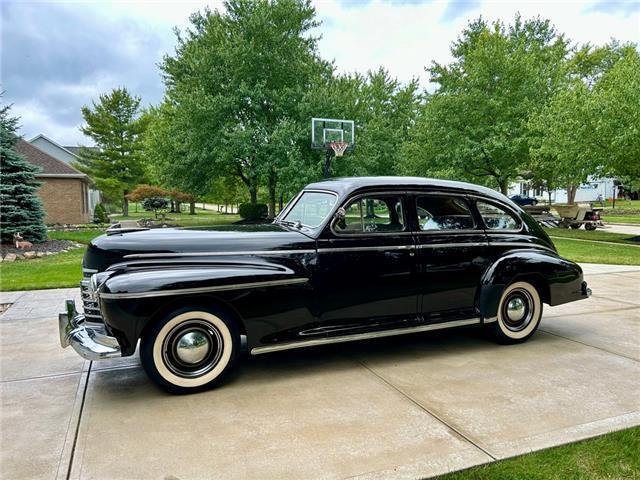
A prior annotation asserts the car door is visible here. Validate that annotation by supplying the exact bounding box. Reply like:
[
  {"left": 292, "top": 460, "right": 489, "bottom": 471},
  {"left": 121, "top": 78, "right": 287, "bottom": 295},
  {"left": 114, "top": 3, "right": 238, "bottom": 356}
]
[
  {"left": 412, "top": 192, "right": 490, "bottom": 322},
  {"left": 313, "top": 191, "right": 419, "bottom": 337}
]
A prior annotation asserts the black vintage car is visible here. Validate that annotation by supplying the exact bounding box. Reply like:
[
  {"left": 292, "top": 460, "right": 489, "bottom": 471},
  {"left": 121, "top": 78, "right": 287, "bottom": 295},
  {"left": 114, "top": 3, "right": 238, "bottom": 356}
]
[{"left": 59, "top": 177, "right": 591, "bottom": 393}]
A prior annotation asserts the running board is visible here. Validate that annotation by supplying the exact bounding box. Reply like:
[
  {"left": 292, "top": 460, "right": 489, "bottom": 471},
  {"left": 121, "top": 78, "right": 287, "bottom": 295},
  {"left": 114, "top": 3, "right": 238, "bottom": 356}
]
[{"left": 250, "top": 317, "right": 481, "bottom": 355}]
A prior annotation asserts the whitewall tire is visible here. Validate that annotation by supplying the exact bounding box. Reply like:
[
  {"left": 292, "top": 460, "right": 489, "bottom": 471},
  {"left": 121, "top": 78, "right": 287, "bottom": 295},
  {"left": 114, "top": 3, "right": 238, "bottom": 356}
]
[
  {"left": 141, "top": 308, "right": 239, "bottom": 394},
  {"left": 491, "top": 281, "right": 542, "bottom": 344}
]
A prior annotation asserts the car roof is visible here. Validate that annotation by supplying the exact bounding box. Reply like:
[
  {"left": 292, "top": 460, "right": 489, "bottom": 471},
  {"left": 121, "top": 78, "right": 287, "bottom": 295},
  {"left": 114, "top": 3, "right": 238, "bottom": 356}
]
[{"left": 305, "top": 176, "right": 516, "bottom": 206}]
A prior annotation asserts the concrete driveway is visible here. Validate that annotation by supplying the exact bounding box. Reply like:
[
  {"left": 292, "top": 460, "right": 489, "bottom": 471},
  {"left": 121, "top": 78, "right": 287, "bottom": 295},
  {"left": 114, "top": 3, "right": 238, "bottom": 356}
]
[{"left": 1, "top": 264, "right": 639, "bottom": 480}]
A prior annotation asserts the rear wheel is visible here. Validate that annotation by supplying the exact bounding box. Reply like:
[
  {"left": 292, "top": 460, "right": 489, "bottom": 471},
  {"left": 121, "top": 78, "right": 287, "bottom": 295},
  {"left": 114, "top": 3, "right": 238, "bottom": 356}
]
[
  {"left": 570, "top": 224, "right": 581, "bottom": 229},
  {"left": 490, "top": 281, "right": 543, "bottom": 344},
  {"left": 140, "top": 307, "right": 240, "bottom": 394}
]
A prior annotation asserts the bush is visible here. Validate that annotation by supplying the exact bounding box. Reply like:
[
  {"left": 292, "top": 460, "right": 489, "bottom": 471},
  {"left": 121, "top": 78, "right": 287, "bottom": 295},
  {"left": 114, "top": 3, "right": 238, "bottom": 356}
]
[
  {"left": 239, "top": 203, "right": 268, "bottom": 221},
  {"left": 142, "top": 197, "right": 169, "bottom": 219},
  {"left": 93, "top": 203, "right": 109, "bottom": 223}
]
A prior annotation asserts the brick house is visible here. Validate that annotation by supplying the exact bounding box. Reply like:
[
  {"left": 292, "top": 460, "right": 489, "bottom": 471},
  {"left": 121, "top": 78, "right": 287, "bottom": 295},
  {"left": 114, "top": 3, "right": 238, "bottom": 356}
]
[{"left": 15, "top": 139, "right": 92, "bottom": 224}]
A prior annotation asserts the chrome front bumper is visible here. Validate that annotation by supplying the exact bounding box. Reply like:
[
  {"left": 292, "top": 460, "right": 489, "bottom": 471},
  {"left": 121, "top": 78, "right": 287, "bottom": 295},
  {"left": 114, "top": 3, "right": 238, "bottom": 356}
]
[{"left": 58, "top": 300, "right": 121, "bottom": 360}]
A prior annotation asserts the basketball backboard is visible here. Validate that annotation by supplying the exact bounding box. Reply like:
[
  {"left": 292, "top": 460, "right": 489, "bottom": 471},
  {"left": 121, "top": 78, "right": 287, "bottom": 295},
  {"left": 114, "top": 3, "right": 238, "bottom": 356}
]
[{"left": 311, "top": 118, "right": 355, "bottom": 151}]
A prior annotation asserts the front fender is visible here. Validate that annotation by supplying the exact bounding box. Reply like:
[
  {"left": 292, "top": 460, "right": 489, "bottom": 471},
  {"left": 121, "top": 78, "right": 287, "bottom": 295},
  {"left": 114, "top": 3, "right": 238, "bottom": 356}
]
[
  {"left": 478, "top": 250, "right": 585, "bottom": 320},
  {"left": 97, "top": 261, "right": 310, "bottom": 355}
]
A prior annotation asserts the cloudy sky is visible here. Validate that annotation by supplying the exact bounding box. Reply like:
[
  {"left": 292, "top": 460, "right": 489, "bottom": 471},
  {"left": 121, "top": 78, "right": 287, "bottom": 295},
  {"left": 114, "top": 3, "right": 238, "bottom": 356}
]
[{"left": 1, "top": 0, "right": 639, "bottom": 145}]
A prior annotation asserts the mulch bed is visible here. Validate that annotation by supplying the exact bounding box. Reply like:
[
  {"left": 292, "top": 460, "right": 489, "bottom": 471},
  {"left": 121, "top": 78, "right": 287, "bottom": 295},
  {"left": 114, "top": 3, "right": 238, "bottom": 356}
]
[{"left": 0, "top": 239, "right": 78, "bottom": 257}]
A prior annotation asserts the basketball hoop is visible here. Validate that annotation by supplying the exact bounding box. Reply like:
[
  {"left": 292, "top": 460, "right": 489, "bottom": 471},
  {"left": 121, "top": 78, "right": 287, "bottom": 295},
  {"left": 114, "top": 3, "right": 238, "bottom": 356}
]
[{"left": 329, "top": 141, "right": 349, "bottom": 157}]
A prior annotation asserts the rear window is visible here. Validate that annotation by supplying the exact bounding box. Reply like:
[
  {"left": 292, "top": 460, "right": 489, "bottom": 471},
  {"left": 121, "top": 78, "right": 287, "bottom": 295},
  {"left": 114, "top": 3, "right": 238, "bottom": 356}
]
[
  {"left": 416, "top": 196, "right": 475, "bottom": 231},
  {"left": 477, "top": 201, "right": 520, "bottom": 230}
]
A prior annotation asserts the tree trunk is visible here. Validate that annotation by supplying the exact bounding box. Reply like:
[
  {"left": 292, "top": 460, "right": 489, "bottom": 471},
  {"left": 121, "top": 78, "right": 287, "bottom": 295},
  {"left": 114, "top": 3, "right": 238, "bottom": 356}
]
[
  {"left": 122, "top": 191, "right": 129, "bottom": 217},
  {"left": 547, "top": 188, "right": 552, "bottom": 206},
  {"left": 189, "top": 201, "right": 196, "bottom": 215},
  {"left": 249, "top": 185, "right": 257, "bottom": 204},
  {"left": 497, "top": 178, "right": 509, "bottom": 196},
  {"left": 267, "top": 171, "right": 276, "bottom": 219},
  {"left": 567, "top": 185, "right": 578, "bottom": 204},
  {"left": 175, "top": 201, "right": 181, "bottom": 213},
  {"left": 169, "top": 200, "right": 175, "bottom": 213}
]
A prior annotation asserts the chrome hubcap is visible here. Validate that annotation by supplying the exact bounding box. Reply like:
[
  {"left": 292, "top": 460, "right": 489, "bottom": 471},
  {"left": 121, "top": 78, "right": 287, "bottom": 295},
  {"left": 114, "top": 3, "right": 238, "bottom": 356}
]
[
  {"left": 162, "top": 320, "right": 223, "bottom": 378},
  {"left": 506, "top": 297, "right": 526, "bottom": 323},
  {"left": 175, "top": 331, "right": 210, "bottom": 365},
  {"left": 501, "top": 289, "right": 534, "bottom": 332}
]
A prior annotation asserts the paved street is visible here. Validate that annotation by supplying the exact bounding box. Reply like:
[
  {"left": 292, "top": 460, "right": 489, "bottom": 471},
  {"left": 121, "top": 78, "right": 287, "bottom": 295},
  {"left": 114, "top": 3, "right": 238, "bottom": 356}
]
[
  {"left": 1, "top": 264, "right": 639, "bottom": 480},
  {"left": 603, "top": 223, "right": 640, "bottom": 236}
]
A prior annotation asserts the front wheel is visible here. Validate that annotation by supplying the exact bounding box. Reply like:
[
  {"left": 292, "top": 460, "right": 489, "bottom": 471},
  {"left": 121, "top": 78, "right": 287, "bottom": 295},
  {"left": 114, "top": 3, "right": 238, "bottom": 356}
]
[
  {"left": 490, "top": 281, "right": 543, "bottom": 344},
  {"left": 585, "top": 223, "right": 597, "bottom": 231},
  {"left": 140, "top": 307, "right": 240, "bottom": 394}
]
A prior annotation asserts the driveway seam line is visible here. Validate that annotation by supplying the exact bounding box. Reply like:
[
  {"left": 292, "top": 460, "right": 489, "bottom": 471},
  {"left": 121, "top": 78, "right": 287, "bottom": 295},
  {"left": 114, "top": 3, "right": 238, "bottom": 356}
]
[
  {"left": 590, "top": 294, "right": 639, "bottom": 306},
  {"left": 1, "top": 370, "right": 85, "bottom": 384},
  {"left": 539, "top": 330, "right": 639, "bottom": 363},
  {"left": 65, "top": 361, "right": 92, "bottom": 480},
  {"left": 543, "top": 305, "right": 637, "bottom": 320},
  {"left": 357, "top": 359, "right": 497, "bottom": 461}
]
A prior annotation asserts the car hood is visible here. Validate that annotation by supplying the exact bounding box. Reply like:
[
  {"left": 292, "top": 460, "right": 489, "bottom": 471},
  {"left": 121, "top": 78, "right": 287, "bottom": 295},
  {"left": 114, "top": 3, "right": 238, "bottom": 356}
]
[{"left": 84, "top": 224, "right": 314, "bottom": 272}]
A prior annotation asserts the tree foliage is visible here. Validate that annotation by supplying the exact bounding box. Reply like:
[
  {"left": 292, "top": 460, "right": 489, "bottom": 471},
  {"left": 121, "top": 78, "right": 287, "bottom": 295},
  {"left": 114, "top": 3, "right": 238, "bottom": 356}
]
[
  {"left": 402, "top": 16, "right": 569, "bottom": 194},
  {"left": 153, "top": 0, "right": 329, "bottom": 217},
  {"left": 75, "top": 87, "right": 148, "bottom": 215},
  {"left": 0, "top": 102, "right": 47, "bottom": 243},
  {"left": 529, "top": 43, "right": 639, "bottom": 202}
]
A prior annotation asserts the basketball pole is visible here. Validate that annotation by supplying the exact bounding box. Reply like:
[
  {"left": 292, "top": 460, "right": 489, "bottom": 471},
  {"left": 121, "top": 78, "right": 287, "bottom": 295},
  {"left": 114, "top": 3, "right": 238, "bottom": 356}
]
[{"left": 323, "top": 148, "right": 334, "bottom": 178}]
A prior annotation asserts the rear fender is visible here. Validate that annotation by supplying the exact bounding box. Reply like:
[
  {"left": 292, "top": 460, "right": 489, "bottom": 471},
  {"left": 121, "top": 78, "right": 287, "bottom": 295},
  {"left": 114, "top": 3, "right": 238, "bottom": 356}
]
[{"left": 478, "top": 250, "right": 582, "bottom": 321}]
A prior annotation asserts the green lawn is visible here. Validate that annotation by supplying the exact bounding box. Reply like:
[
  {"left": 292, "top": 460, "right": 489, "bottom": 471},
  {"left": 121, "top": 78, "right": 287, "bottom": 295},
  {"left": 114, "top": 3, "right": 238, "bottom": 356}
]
[
  {"left": 436, "top": 427, "right": 639, "bottom": 480},
  {"left": 603, "top": 215, "right": 640, "bottom": 224},
  {"left": 543, "top": 227, "right": 639, "bottom": 244},
  {"left": 48, "top": 229, "right": 107, "bottom": 244},
  {"left": 553, "top": 238, "right": 640, "bottom": 265},
  {"left": 0, "top": 248, "right": 85, "bottom": 291},
  {"left": 112, "top": 206, "right": 240, "bottom": 226}
]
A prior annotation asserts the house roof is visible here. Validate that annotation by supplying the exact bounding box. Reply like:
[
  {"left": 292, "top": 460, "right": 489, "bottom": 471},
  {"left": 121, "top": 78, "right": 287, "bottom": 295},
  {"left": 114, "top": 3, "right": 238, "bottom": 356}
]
[
  {"left": 29, "top": 134, "right": 82, "bottom": 160},
  {"left": 15, "top": 139, "right": 88, "bottom": 179}
]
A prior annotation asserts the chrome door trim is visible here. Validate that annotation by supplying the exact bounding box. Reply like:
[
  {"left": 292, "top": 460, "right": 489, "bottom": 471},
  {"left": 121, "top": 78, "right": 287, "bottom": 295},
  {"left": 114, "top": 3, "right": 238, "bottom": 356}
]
[
  {"left": 250, "top": 317, "right": 481, "bottom": 355},
  {"left": 123, "top": 249, "right": 316, "bottom": 259},
  {"left": 416, "top": 242, "right": 487, "bottom": 249},
  {"left": 317, "top": 245, "right": 414, "bottom": 253},
  {"left": 489, "top": 242, "right": 555, "bottom": 253},
  {"left": 99, "top": 278, "right": 310, "bottom": 300}
]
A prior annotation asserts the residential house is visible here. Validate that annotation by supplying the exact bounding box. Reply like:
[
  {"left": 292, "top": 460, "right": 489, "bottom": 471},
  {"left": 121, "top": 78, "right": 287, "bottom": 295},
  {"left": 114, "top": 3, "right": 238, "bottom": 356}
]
[
  {"left": 29, "top": 134, "right": 101, "bottom": 212},
  {"left": 15, "top": 139, "right": 92, "bottom": 224},
  {"left": 508, "top": 176, "right": 618, "bottom": 204}
]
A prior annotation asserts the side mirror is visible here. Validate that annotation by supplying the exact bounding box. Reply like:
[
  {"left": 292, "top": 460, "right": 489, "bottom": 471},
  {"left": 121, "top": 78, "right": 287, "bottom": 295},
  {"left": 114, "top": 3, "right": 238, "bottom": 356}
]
[{"left": 335, "top": 207, "right": 346, "bottom": 221}]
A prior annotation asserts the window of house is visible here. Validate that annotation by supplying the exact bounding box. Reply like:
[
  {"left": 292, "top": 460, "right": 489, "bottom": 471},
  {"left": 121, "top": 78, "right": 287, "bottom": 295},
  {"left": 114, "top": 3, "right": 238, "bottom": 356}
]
[
  {"left": 416, "top": 196, "right": 475, "bottom": 231},
  {"left": 334, "top": 195, "right": 405, "bottom": 234},
  {"left": 476, "top": 201, "right": 519, "bottom": 230}
]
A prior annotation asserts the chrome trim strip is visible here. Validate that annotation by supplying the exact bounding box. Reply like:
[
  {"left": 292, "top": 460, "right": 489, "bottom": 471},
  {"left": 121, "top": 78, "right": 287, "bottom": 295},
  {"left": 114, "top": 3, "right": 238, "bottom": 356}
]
[
  {"left": 99, "top": 278, "right": 310, "bottom": 300},
  {"left": 318, "top": 245, "right": 413, "bottom": 253},
  {"left": 123, "top": 249, "right": 316, "bottom": 259},
  {"left": 417, "top": 242, "right": 487, "bottom": 249},
  {"left": 250, "top": 318, "right": 481, "bottom": 355},
  {"left": 490, "top": 242, "right": 555, "bottom": 253}
]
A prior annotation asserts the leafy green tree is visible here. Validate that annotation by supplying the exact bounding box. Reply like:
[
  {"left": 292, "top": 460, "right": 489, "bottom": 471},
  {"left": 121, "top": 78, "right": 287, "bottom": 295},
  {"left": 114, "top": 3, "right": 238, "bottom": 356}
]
[
  {"left": 0, "top": 102, "right": 47, "bottom": 243},
  {"left": 158, "top": 0, "right": 330, "bottom": 218},
  {"left": 529, "top": 43, "right": 639, "bottom": 203},
  {"left": 300, "top": 69, "right": 421, "bottom": 179},
  {"left": 403, "top": 16, "right": 569, "bottom": 194},
  {"left": 75, "top": 87, "right": 148, "bottom": 216}
]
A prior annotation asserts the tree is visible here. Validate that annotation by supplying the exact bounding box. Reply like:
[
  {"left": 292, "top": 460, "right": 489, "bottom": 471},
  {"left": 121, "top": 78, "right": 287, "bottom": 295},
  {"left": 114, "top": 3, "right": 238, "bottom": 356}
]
[
  {"left": 0, "top": 101, "right": 47, "bottom": 243},
  {"left": 157, "top": 0, "right": 330, "bottom": 218},
  {"left": 75, "top": 87, "right": 148, "bottom": 216},
  {"left": 403, "top": 16, "right": 569, "bottom": 193},
  {"left": 529, "top": 43, "right": 639, "bottom": 203}
]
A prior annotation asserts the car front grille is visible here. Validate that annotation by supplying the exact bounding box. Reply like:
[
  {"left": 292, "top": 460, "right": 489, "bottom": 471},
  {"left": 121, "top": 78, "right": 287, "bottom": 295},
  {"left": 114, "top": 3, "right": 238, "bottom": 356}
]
[{"left": 81, "top": 268, "right": 103, "bottom": 322}]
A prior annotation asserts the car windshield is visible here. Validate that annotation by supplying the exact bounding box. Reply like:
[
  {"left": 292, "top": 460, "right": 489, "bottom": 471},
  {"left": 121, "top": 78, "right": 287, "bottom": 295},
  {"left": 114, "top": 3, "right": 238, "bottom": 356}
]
[{"left": 280, "top": 191, "right": 337, "bottom": 228}]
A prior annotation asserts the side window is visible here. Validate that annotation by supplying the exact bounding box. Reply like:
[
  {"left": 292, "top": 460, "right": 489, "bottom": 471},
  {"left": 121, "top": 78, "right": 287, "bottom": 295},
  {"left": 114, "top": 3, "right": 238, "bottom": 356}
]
[
  {"left": 477, "top": 201, "right": 519, "bottom": 230},
  {"left": 335, "top": 195, "right": 405, "bottom": 234},
  {"left": 416, "top": 196, "right": 475, "bottom": 231}
]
